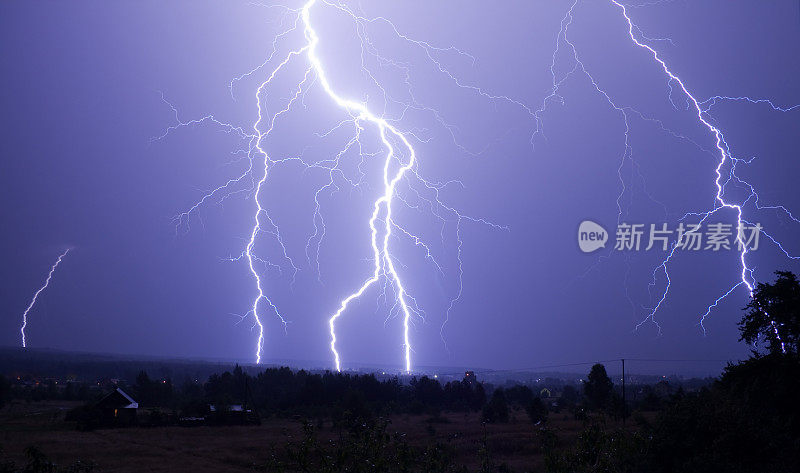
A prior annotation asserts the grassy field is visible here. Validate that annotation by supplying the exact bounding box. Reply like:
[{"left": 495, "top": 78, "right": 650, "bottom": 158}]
[{"left": 0, "top": 400, "right": 609, "bottom": 472}]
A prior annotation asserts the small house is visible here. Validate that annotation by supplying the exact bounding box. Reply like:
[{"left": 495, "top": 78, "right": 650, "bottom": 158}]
[{"left": 95, "top": 387, "right": 138, "bottom": 426}]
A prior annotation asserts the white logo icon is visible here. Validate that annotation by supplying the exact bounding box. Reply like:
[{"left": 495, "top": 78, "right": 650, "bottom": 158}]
[{"left": 578, "top": 220, "right": 608, "bottom": 253}]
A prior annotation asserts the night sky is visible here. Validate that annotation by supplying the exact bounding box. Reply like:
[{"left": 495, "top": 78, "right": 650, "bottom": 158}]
[{"left": 2, "top": 0, "right": 799, "bottom": 374}]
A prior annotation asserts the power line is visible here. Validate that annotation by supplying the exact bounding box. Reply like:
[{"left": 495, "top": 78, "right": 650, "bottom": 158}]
[{"left": 431, "top": 357, "right": 736, "bottom": 378}]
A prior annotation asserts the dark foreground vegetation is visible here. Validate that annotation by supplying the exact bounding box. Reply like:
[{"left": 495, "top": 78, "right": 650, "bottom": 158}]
[{"left": 1, "top": 271, "right": 798, "bottom": 472}]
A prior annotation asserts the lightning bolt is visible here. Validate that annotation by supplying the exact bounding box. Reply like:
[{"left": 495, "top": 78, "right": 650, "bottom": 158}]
[
  {"left": 542, "top": 0, "right": 798, "bottom": 348},
  {"left": 156, "top": 0, "right": 517, "bottom": 369},
  {"left": 298, "top": 1, "right": 421, "bottom": 373},
  {"left": 611, "top": 1, "right": 797, "bottom": 349},
  {"left": 154, "top": 0, "right": 797, "bottom": 364},
  {"left": 20, "top": 248, "right": 71, "bottom": 348}
]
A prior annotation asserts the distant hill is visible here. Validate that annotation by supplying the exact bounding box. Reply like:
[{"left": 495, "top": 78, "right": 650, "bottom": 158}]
[
  {"left": 0, "top": 347, "right": 712, "bottom": 389},
  {"left": 0, "top": 347, "right": 265, "bottom": 384}
]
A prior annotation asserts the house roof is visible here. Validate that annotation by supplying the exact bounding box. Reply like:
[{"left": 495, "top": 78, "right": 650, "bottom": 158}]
[{"left": 97, "top": 387, "right": 138, "bottom": 409}]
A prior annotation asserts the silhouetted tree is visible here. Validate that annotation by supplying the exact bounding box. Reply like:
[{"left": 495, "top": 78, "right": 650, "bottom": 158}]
[
  {"left": 133, "top": 370, "right": 155, "bottom": 406},
  {"left": 526, "top": 397, "right": 548, "bottom": 424},
  {"left": 645, "top": 354, "right": 800, "bottom": 473},
  {"left": 640, "top": 278, "right": 800, "bottom": 473},
  {"left": 442, "top": 380, "right": 473, "bottom": 411},
  {"left": 583, "top": 364, "right": 613, "bottom": 411},
  {"left": 481, "top": 388, "right": 509, "bottom": 423},
  {"left": 559, "top": 384, "right": 579, "bottom": 408},
  {"left": 472, "top": 382, "right": 487, "bottom": 411},
  {"left": 410, "top": 376, "right": 443, "bottom": 409},
  {"left": 332, "top": 388, "right": 374, "bottom": 431},
  {"left": 505, "top": 385, "right": 534, "bottom": 407},
  {"left": 133, "top": 370, "right": 173, "bottom": 407},
  {"left": 0, "top": 374, "right": 10, "bottom": 409},
  {"left": 740, "top": 270, "right": 800, "bottom": 354},
  {"left": 638, "top": 386, "right": 661, "bottom": 411}
]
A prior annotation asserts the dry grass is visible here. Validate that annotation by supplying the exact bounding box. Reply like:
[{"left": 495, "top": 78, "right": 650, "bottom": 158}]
[{"left": 0, "top": 401, "right": 606, "bottom": 472}]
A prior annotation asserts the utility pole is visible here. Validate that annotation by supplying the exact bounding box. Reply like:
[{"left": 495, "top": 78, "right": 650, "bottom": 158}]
[{"left": 621, "top": 358, "right": 626, "bottom": 426}]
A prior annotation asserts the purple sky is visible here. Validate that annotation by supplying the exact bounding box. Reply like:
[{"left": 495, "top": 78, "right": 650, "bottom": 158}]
[{"left": 2, "top": 0, "right": 799, "bottom": 375}]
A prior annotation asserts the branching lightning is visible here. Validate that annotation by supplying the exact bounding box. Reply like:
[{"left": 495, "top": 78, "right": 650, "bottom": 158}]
[
  {"left": 612, "top": 1, "right": 797, "bottom": 348},
  {"left": 20, "top": 248, "right": 71, "bottom": 348},
  {"left": 542, "top": 0, "right": 798, "bottom": 345},
  {"left": 157, "top": 0, "right": 515, "bottom": 371},
  {"left": 156, "top": 0, "right": 797, "bottom": 367}
]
